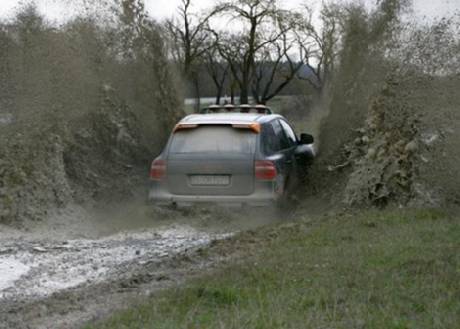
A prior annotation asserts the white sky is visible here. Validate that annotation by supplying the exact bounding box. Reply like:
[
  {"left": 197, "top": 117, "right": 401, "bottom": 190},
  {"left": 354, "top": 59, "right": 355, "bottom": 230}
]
[{"left": 0, "top": 0, "right": 459, "bottom": 23}]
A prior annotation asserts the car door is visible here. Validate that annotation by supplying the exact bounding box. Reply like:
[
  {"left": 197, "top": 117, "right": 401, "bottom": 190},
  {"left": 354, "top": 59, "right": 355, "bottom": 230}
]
[
  {"left": 278, "top": 119, "right": 299, "bottom": 185},
  {"left": 268, "top": 119, "right": 294, "bottom": 193}
]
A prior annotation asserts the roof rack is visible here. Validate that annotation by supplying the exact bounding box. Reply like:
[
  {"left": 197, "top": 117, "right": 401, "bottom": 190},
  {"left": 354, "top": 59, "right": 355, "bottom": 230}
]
[{"left": 200, "top": 104, "right": 272, "bottom": 114}]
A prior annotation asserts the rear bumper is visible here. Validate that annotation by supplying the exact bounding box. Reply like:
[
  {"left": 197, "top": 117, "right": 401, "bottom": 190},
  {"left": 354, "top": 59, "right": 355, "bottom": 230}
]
[{"left": 148, "top": 181, "right": 278, "bottom": 207}]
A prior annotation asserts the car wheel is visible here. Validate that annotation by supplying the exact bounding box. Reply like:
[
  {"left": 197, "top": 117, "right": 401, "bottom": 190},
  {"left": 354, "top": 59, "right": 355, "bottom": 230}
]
[{"left": 276, "top": 176, "right": 298, "bottom": 212}]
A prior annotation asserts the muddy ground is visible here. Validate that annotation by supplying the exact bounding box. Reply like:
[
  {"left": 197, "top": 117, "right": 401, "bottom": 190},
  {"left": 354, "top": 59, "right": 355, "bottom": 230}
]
[{"left": 0, "top": 199, "right": 291, "bottom": 329}]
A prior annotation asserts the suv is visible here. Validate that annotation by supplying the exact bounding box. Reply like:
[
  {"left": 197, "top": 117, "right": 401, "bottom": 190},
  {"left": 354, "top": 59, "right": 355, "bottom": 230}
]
[{"left": 149, "top": 105, "right": 315, "bottom": 207}]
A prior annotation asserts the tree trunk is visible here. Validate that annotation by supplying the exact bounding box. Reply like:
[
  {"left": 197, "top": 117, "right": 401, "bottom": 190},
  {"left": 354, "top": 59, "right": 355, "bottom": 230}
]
[
  {"left": 215, "top": 86, "right": 223, "bottom": 104},
  {"left": 239, "top": 81, "right": 249, "bottom": 104},
  {"left": 192, "top": 73, "right": 201, "bottom": 112}
]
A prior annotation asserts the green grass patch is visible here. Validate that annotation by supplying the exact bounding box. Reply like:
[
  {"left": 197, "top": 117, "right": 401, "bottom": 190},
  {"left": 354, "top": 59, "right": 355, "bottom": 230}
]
[{"left": 86, "top": 208, "right": 460, "bottom": 329}]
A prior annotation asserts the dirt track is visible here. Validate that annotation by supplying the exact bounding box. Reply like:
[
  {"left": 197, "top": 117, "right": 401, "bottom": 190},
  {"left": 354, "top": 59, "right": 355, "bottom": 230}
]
[{"left": 0, "top": 202, "right": 280, "bottom": 328}]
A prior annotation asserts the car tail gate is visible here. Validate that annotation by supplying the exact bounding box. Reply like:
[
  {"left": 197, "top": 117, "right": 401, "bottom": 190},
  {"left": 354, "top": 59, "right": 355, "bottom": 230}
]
[{"left": 166, "top": 125, "right": 257, "bottom": 196}]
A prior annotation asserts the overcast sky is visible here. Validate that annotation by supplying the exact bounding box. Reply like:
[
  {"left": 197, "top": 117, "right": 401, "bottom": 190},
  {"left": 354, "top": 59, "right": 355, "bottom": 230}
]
[{"left": 0, "top": 0, "right": 459, "bottom": 23}]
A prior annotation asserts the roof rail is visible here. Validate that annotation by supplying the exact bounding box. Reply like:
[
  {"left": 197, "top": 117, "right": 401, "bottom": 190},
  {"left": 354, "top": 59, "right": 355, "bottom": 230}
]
[{"left": 200, "top": 104, "right": 272, "bottom": 114}]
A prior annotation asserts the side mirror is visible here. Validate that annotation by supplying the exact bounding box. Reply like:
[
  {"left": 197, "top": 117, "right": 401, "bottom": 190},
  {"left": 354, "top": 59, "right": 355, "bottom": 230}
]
[{"left": 299, "top": 133, "right": 314, "bottom": 144}]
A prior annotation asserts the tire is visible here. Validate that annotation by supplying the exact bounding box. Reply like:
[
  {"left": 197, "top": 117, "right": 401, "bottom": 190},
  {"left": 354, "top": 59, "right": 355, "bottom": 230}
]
[{"left": 276, "top": 175, "right": 298, "bottom": 213}]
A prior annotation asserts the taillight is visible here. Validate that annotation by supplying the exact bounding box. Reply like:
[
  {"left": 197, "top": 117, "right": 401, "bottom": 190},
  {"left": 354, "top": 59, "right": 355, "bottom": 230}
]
[
  {"left": 173, "top": 123, "right": 198, "bottom": 133},
  {"left": 255, "top": 160, "right": 277, "bottom": 180},
  {"left": 232, "top": 123, "right": 261, "bottom": 133},
  {"left": 150, "top": 159, "right": 166, "bottom": 180}
]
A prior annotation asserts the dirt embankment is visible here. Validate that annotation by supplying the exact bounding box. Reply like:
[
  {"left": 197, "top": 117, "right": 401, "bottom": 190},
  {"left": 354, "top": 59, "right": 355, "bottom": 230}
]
[
  {"left": 0, "top": 5, "right": 184, "bottom": 227},
  {"left": 0, "top": 88, "right": 159, "bottom": 226},
  {"left": 314, "top": 73, "right": 460, "bottom": 208},
  {"left": 345, "top": 75, "right": 460, "bottom": 206},
  {"left": 309, "top": 2, "right": 460, "bottom": 208}
]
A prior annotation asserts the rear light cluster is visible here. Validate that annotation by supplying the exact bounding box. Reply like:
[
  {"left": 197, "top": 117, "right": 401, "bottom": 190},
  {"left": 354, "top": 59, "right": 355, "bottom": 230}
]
[
  {"left": 150, "top": 159, "right": 166, "bottom": 180},
  {"left": 173, "top": 123, "right": 198, "bottom": 133},
  {"left": 232, "top": 123, "right": 261, "bottom": 133},
  {"left": 255, "top": 160, "right": 277, "bottom": 180},
  {"left": 151, "top": 159, "right": 275, "bottom": 181}
]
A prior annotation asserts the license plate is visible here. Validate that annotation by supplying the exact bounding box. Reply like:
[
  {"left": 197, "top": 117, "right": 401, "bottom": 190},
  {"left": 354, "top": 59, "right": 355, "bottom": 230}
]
[{"left": 189, "top": 175, "right": 230, "bottom": 186}]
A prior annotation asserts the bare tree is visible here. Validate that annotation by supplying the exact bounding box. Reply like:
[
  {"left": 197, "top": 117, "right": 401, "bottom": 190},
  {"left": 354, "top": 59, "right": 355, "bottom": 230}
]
[
  {"left": 214, "top": 0, "right": 288, "bottom": 104},
  {"left": 294, "top": 4, "right": 341, "bottom": 94},
  {"left": 166, "top": 0, "right": 222, "bottom": 75},
  {"left": 202, "top": 43, "right": 230, "bottom": 104},
  {"left": 251, "top": 20, "right": 303, "bottom": 104},
  {"left": 213, "top": 31, "right": 246, "bottom": 104},
  {"left": 165, "top": 0, "right": 224, "bottom": 109}
]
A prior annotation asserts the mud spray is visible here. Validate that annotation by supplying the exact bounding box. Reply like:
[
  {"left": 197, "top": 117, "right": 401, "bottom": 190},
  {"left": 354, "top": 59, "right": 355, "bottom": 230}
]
[{"left": 314, "top": 0, "right": 460, "bottom": 207}]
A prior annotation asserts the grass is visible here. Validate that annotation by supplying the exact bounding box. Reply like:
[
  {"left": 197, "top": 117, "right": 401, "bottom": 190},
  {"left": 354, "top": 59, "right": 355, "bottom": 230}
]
[{"left": 85, "top": 208, "right": 460, "bottom": 329}]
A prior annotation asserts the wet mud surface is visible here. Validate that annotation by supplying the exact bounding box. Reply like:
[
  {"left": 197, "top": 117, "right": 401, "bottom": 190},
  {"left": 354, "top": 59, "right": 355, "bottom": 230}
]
[{"left": 0, "top": 202, "right": 281, "bottom": 328}]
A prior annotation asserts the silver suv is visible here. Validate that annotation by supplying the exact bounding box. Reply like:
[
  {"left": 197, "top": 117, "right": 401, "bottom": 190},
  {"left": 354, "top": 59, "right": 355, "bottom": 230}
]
[{"left": 149, "top": 105, "right": 314, "bottom": 207}]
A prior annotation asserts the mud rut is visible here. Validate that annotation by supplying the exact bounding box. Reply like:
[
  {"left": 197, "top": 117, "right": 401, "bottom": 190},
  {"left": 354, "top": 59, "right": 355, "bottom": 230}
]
[{"left": 0, "top": 203, "right": 288, "bottom": 329}]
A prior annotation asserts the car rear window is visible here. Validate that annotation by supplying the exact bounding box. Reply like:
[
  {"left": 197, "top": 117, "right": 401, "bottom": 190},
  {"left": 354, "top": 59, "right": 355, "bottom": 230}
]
[{"left": 169, "top": 125, "right": 256, "bottom": 154}]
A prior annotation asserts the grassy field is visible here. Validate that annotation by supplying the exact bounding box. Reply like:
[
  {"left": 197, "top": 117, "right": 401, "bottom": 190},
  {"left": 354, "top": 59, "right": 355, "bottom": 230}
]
[{"left": 85, "top": 208, "right": 459, "bottom": 329}]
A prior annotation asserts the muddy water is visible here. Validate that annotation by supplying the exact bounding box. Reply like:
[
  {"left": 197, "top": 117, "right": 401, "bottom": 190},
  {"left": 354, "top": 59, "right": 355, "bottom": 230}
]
[{"left": 0, "top": 226, "right": 228, "bottom": 300}]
